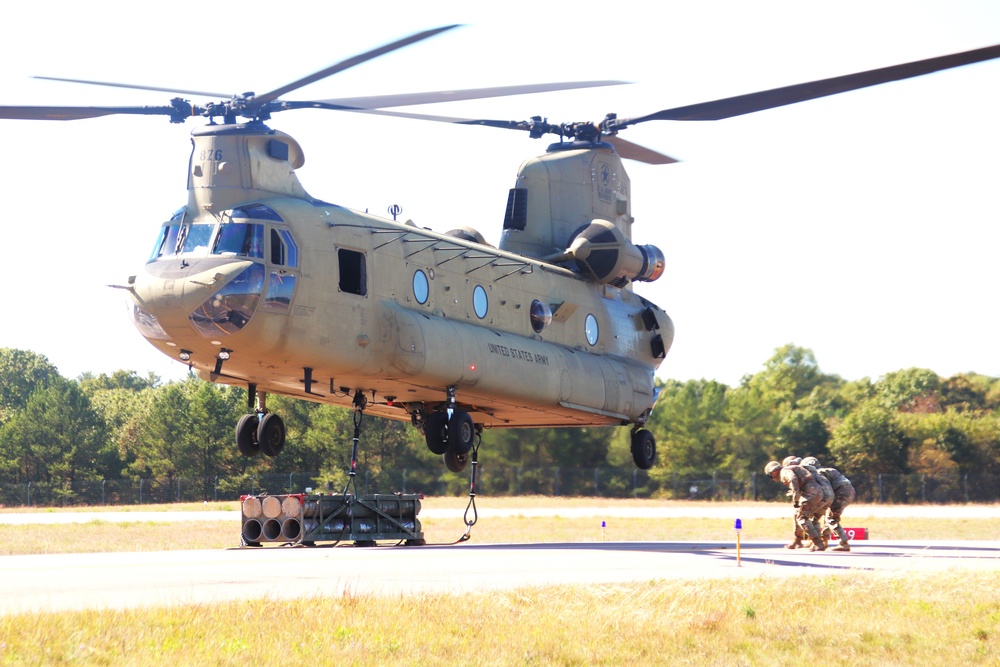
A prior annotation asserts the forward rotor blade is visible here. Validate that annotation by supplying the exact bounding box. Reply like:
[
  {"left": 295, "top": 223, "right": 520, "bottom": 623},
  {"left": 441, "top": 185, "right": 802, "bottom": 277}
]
[
  {"left": 619, "top": 43, "right": 1000, "bottom": 125},
  {"left": 254, "top": 25, "right": 461, "bottom": 105},
  {"left": 0, "top": 105, "right": 181, "bottom": 121},
  {"left": 605, "top": 135, "right": 679, "bottom": 164},
  {"left": 313, "top": 80, "right": 629, "bottom": 110},
  {"left": 283, "top": 102, "right": 526, "bottom": 129},
  {"left": 31, "top": 76, "right": 229, "bottom": 98}
]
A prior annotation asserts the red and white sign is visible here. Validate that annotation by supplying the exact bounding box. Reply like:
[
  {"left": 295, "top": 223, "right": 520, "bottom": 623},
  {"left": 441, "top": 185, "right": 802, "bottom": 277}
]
[{"left": 843, "top": 527, "right": 868, "bottom": 540}]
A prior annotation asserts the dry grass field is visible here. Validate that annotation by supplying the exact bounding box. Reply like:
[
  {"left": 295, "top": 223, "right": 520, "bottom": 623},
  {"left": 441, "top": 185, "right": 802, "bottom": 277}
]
[{"left": 1, "top": 499, "right": 998, "bottom": 665}]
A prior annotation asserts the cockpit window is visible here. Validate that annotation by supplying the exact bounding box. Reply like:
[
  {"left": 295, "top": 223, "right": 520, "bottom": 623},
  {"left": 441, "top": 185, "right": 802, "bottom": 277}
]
[
  {"left": 270, "top": 228, "right": 299, "bottom": 267},
  {"left": 232, "top": 204, "right": 283, "bottom": 222},
  {"left": 180, "top": 223, "right": 215, "bottom": 255},
  {"left": 148, "top": 224, "right": 181, "bottom": 262},
  {"left": 213, "top": 223, "right": 264, "bottom": 258}
]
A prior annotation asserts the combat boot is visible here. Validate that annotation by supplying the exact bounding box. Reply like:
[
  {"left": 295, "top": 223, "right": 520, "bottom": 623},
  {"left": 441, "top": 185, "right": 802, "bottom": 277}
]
[
  {"left": 806, "top": 524, "right": 826, "bottom": 551},
  {"left": 833, "top": 541, "right": 851, "bottom": 552},
  {"left": 784, "top": 537, "right": 803, "bottom": 549}
]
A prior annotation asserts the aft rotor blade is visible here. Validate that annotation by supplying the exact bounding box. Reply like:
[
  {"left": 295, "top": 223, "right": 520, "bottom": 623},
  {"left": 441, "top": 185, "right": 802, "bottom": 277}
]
[
  {"left": 606, "top": 135, "right": 679, "bottom": 164},
  {"left": 31, "top": 76, "right": 229, "bottom": 98},
  {"left": 306, "top": 104, "right": 680, "bottom": 164},
  {"left": 619, "top": 43, "right": 1000, "bottom": 125},
  {"left": 313, "top": 80, "right": 629, "bottom": 110},
  {"left": 0, "top": 105, "right": 183, "bottom": 121},
  {"left": 255, "top": 25, "right": 461, "bottom": 105}
]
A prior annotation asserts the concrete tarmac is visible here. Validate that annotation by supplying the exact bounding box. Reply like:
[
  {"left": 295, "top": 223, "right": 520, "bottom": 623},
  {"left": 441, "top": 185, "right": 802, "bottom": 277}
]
[{"left": 1, "top": 538, "right": 998, "bottom": 615}]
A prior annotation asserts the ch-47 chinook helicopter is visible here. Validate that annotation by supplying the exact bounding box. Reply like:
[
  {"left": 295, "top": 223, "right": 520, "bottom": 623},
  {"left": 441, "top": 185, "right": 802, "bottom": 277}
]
[{"left": 3, "top": 26, "right": 998, "bottom": 474}]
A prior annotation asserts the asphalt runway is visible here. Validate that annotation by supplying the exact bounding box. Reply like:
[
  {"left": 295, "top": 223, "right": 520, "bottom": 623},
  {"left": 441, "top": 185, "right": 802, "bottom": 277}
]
[{"left": 1, "top": 505, "right": 999, "bottom": 615}]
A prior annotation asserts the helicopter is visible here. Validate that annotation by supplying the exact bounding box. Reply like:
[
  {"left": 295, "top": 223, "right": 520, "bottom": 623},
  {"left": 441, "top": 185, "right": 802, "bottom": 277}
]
[{"left": 2, "top": 25, "right": 998, "bottom": 473}]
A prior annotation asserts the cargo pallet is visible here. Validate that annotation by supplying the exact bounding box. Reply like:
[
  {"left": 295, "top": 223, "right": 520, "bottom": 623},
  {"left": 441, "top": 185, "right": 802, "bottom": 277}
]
[{"left": 241, "top": 492, "right": 424, "bottom": 546}]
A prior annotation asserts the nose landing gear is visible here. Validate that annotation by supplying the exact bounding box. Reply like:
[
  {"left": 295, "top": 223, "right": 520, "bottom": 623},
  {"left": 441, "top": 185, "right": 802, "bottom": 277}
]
[
  {"left": 257, "top": 413, "right": 286, "bottom": 457},
  {"left": 236, "top": 413, "right": 260, "bottom": 457},
  {"left": 235, "top": 385, "right": 286, "bottom": 458}
]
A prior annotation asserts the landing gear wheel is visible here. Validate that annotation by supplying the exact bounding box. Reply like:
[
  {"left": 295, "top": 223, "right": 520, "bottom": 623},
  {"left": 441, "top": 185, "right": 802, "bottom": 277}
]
[
  {"left": 424, "top": 411, "right": 449, "bottom": 455},
  {"left": 443, "top": 449, "right": 468, "bottom": 473},
  {"left": 630, "top": 428, "right": 656, "bottom": 470},
  {"left": 236, "top": 414, "right": 260, "bottom": 457},
  {"left": 257, "top": 413, "right": 286, "bottom": 457},
  {"left": 448, "top": 410, "right": 475, "bottom": 455}
]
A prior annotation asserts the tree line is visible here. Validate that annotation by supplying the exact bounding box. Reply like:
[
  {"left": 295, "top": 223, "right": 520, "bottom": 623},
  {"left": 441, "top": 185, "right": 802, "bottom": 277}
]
[{"left": 1, "top": 345, "right": 998, "bottom": 505}]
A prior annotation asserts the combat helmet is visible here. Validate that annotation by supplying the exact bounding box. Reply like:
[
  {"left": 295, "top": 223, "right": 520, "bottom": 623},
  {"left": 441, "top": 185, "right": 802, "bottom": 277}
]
[
  {"left": 801, "top": 456, "right": 820, "bottom": 468},
  {"left": 764, "top": 461, "right": 782, "bottom": 476},
  {"left": 781, "top": 456, "right": 801, "bottom": 467}
]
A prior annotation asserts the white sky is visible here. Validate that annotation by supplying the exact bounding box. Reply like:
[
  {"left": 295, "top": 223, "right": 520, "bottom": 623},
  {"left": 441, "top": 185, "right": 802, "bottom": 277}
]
[{"left": 1, "top": 1, "right": 997, "bottom": 387}]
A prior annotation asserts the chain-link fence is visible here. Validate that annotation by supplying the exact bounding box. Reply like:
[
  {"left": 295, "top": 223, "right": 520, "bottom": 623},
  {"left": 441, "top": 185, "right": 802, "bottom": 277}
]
[{"left": 2, "top": 467, "right": 999, "bottom": 507}]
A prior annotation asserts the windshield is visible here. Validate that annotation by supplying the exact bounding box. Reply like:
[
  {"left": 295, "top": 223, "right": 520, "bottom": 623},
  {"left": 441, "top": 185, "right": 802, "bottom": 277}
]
[
  {"left": 148, "top": 224, "right": 181, "bottom": 261},
  {"left": 180, "top": 223, "right": 215, "bottom": 255},
  {"left": 214, "top": 223, "right": 264, "bottom": 258}
]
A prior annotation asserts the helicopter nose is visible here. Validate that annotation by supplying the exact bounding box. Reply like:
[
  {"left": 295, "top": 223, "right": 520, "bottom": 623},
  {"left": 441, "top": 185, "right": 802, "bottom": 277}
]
[{"left": 129, "top": 259, "right": 264, "bottom": 341}]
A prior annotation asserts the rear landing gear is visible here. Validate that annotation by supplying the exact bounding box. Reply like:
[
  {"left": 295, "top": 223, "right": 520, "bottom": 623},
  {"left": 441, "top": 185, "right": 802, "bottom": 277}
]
[
  {"left": 443, "top": 449, "right": 469, "bottom": 473},
  {"left": 424, "top": 411, "right": 449, "bottom": 455},
  {"left": 630, "top": 427, "right": 656, "bottom": 470},
  {"left": 423, "top": 409, "right": 477, "bottom": 471},
  {"left": 420, "top": 385, "right": 479, "bottom": 472},
  {"left": 447, "top": 410, "right": 475, "bottom": 455}
]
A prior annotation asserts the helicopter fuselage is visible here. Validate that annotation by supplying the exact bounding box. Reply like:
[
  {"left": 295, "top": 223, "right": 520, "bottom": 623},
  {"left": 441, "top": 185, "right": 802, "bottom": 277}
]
[{"left": 129, "top": 123, "right": 673, "bottom": 431}]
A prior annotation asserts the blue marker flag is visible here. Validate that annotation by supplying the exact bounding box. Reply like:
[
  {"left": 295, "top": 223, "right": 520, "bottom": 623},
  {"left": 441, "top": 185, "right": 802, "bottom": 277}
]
[{"left": 734, "top": 518, "right": 742, "bottom": 531}]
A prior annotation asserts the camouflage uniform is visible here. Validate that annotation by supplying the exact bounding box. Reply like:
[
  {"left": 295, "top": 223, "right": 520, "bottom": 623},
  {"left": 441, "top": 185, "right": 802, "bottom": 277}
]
[
  {"left": 777, "top": 464, "right": 827, "bottom": 551},
  {"left": 818, "top": 467, "right": 856, "bottom": 551},
  {"left": 800, "top": 461, "right": 834, "bottom": 541}
]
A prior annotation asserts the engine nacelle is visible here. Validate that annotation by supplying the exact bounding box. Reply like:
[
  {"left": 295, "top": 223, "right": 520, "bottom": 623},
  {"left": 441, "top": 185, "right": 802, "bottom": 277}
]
[
  {"left": 551, "top": 220, "right": 664, "bottom": 286},
  {"left": 444, "top": 226, "right": 490, "bottom": 246}
]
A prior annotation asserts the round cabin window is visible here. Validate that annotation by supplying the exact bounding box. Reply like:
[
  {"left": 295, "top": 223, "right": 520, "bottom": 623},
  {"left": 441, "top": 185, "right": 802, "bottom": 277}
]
[
  {"left": 413, "top": 270, "right": 429, "bottom": 304},
  {"left": 473, "top": 285, "right": 488, "bottom": 319},
  {"left": 530, "top": 300, "right": 552, "bottom": 333},
  {"left": 585, "top": 314, "right": 599, "bottom": 346}
]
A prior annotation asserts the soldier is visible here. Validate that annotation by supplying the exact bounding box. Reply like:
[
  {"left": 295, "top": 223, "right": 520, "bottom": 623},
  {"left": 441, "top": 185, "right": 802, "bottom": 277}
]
[
  {"left": 778, "top": 455, "right": 831, "bottom": 546},
  {"left": 802, "top": 456, "right": 856, "bottom": 552},
  {"left": 799, "top": 457, "right": 834, "bottom": 545},
  {"left": 764, "top": 460, "right": 827, "bottom": 551}
]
